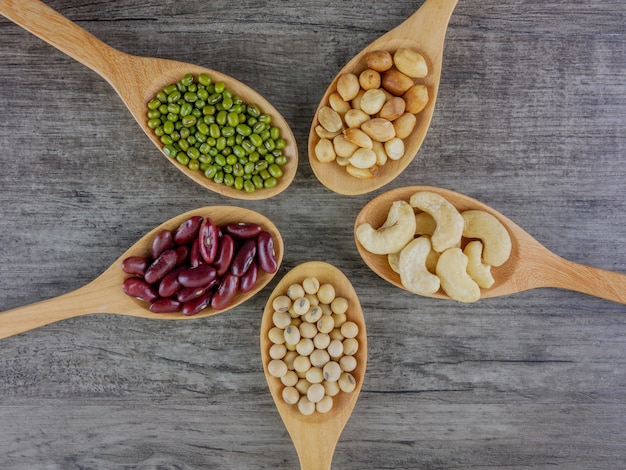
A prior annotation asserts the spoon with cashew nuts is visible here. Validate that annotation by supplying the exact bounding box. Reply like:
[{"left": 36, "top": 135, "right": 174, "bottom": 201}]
[
  {"left": 354, "top": 186, "right": 626, "bottom": 304},
  {"left": 0, "top": 206, "right": 283, "bottom": 340},
  {"left": 0, "top": 0, "right": 297, "bottom": 200},
  {"left": 308, "top": 0, "right": 458, "bottom": 195}
]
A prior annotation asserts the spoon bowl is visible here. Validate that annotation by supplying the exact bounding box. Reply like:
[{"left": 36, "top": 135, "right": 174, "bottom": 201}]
[
  {"left": 0, "top": 206, "right": 284, "bottom": 340},
  {"left": 260, "top": 261, "right": 367, "bottom": 470},
  {"left": 355, "top": 186, "right": 626, "bottom": 304},
  {"left": 0, "top": 0, "right": 297, "bottom": 199},
  {"left": 308, "top": 0, "right": 458, "bottom": 195}
]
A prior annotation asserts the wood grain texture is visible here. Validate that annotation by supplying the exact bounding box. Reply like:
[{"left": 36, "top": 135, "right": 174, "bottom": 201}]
[{"left": 0, "top": 0, "right": 625, "bottom": 468}]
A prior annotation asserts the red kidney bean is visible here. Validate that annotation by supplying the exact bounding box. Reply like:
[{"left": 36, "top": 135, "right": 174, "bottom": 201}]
[
  {"left": 189, "top": 237, "right": 203, "bottom": 268},
  {"left": 239, "top": 259, "right": 258, "bottom": 293},
  {"left": 174, "top": 215, "right": 203, "bottom": 245},
  {"left": 199, "top": 218, "right": 219, "bottom": 264},
  {"left": 123, "top": 277, "right": 158, "bottom": 303},
  {"left": 256, "top": 231, "right": 278, "bottom": 273},
  {"left": 144, "top": 249, "right": 178, "bottom": 284},
  {"left": 175, "top": 245, "right": 189, "bottom": 267},
  {"left": 120, "top": 211, "right": 277, "bottom": 315},
  {"left": 223, "top": 222, "right": 262, "bottom": 239},
  {"left": 178, "top": 264, "right": 217, "bottom": 288},
  {"left": 211, "top": 273, "right": 239, "bottom": 310},
  {"left": 158, "top": 265, "right": 186, "bottom": 298},
  {"left": 150, "top": 297, "right": 181, "bottom": 313},
  {"left": 176, "top": 277, "right": 218, "bottom": 303},
  {"left": 151, "top": 229, "right": 173, "bottom": 259},
  {"left": 212, "top": 234, "right": 235, "bottom": 276},
  {"left": 182, "top": 290, "right": 214, "bottom": 316},
  {"left": 121, "top": 256, "right": 150, "bottom": 276},
  {"left": 230, "top": 239, "right": 257, "bottom": 277}
]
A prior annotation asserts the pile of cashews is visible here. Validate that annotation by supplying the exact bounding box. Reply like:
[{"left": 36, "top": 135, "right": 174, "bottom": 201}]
[{"left": 356, "top": 191, "right": 512, "bottom": 302}]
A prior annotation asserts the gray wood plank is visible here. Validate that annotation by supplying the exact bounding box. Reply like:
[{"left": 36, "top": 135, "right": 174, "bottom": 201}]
[{"left": 1, "top": 0, "right": 625, "bottom": 468}]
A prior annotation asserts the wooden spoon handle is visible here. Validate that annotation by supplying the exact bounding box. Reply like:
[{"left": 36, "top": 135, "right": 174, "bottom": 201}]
[
  {"left": 0, "top": 269, "right": 130, "bottom": 339},
  {"left": 0, "top": 0, "right": 125, "bottom": 80},
  {"left": 403, "top": 0, "right": 459, "bottom": 55},
  {"left": 537, "top": 256, "right": 626, "bottom": 304},
  {"left": 293, "top": 427, "right": 336, "bottom": 470},
  {"left": 0, "top": 285, "right": 95, "bottom": 340}
]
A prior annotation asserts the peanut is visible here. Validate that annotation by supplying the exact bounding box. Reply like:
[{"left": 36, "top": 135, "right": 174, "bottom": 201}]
[
  {"left": 382, "top": 69, "right": 415, "bottom": 96},
  {"left": 336, "top": 73, "right": 360, "bottom": 101},
  {"left": 379, "top": 96, "right": 406, "bottom": 121},
  {"left": 361, "top": 118, "right": 396, "bottom": 142},
  {"left": 365, "top": 50, "right": 393, "bottom": 72},
  {"left": 328, "top": 92, "right": 351, "bottom": 115},
  {"left": 344, "top": 109, "right": 370, "bottom": 129},
  {"left": 392, "top": 113, "right": 417, "bottom": 139},
  {"left": 314, "top": 137, "right": 336, "bottom": 163},
  {"left": 359, "top": 69, "right": 381, "bottom": 90},
  {"left": 318, "top": 106, "right": 343, "bottom": 133},
  {"left": 404, "top": 85, "right": 429, "bottom": 114},
  {"left": 349, "top": 148, "right": 377, "bottom": 169},
  {"left": 333, "top": 134, "right": 359, "bottom": 158},
  {"left": 314, "top": 46, "right": 431, "bottom": 179},
  {"left": 384, "top": 137, "right": 405, "bottom": 160},
  {"left": 394, "top": 48, "right": 428, "bottom": 78},
  {"left": 344, "top": 128, "right": 373, "bottom": 149},
  {"left": 346, "top": 164, "right": 378, "bottom": 179},
  {"left": 359, "top": 89, "right": 386, "bottom": 115}
]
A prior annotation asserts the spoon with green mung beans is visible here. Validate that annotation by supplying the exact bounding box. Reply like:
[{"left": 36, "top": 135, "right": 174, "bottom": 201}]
[{"left": 0, "top": 0, "right": 297, "bottom": 200}]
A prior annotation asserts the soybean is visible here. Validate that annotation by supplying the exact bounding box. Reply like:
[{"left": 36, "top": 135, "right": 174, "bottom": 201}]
[{"left": 265, "top": 276, "right": 360, "bottom": 415}]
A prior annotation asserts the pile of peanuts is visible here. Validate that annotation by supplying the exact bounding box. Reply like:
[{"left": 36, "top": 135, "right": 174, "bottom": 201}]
[
  {"left": 313, "top": 48, "right": 429, "bottom": 178},
  {"left": 265, "top": 277, "right": 360, "bottom": 415},
  {"left": 121, "top": 215, "right": 277, "bottom": 315}
]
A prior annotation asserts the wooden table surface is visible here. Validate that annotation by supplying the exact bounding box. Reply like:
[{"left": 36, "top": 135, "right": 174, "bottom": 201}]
[{"left": 1, "top": 1, "right": 625, "bottom": 468}]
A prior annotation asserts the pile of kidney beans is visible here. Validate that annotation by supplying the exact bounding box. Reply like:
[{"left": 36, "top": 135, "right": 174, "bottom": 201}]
[{"left": 121, "top": 215, "right": 278, "bottom": 315}]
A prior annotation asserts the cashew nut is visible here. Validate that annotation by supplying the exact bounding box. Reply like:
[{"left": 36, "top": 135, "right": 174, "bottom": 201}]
[
  {"left": 414, "top": 212, "right": 436, "bottom": 236},
  {"left": 356, "top": 200, "right": 416, "bottom": 255},
  {"left": 388, "top": 251, "right": 401, "bottom": 273},
  {"left": 436, "top": 248, "right": 481, "bottom": 303},
  {"left": 463, "top": 240, "right": 495, "bottom": 288},
  {"left": 399, "top": 237, "right": 440, "bottom": 296},
  {"left": 461, "top": 210, "right": 512, "bottom": 267},
  {"left": 409, "top": 191, "right": 463, "bottom": 253},
  {"left": 389, "top": 239, "right": 439, "bottom": 275}
]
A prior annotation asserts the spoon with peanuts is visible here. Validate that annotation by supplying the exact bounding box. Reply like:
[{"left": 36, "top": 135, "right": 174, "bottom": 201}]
[
  {"left": 309, "top": 0, "right": 458, "bottom": 195},
  {"left": 0, "top": 0, "right": 297, "bottom": 200},
  {"left": 355, "top": 186, "right": 626, "bottom": 304},
  {"left": 0, "top": 206, "right": 283, "bottom": 340},
  {"left": 260, "top": 261, "right": 367, "bottom": 470}
]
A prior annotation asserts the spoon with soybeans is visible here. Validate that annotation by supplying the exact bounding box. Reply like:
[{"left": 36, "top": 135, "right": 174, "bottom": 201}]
[
  {"left": 0, "top": 0, "right": 297, "bottom": 200},
  {"left": 0, "top": 206, "right": 284, "bottom": 340},
  {"left": 260, "top": 262, "right": 367, "bottom": 470},
  {"left": 309, "top": 0, "right": 457, "bottom": 195},
  {"left": 355, "top": 186, "right": 626, "bottom": 304}
]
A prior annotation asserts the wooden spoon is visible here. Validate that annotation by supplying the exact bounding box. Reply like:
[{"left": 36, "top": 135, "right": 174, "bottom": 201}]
[
  {"left": 355, "top": 186, "right": 626, "bottom": 304},
  {"left": 0, "top": 206, "right": 284, "bottom": 340},
  {"left": 0, "top": 0, "right": 297, "bottom": 200},
  {"left": 308, "top": 0, "right": 458, "bottom": 195},
  {"left": 260, "top": 261, "right": 367, "bottom": 470}
]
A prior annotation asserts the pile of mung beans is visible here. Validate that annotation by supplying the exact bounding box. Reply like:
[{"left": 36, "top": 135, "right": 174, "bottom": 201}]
[
  {"left": 265, "top": 277, "right": 360, "bottom": 415},
  {"left": 147, "top": 73, "right": 287, "bottom": 193}
]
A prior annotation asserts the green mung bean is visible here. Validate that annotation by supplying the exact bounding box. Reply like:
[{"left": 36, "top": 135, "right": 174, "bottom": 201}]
[{"left": 146, "top": 73, "right": 288, "bottom": 192}]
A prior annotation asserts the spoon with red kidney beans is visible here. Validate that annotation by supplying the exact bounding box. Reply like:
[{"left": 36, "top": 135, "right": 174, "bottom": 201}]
[
  {"left": 122, "top": 215, "right": 279, "bottom": 315},
  {"left": 0, "top": 206, "right": 283, "bottom": 340}
]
